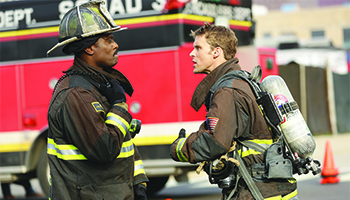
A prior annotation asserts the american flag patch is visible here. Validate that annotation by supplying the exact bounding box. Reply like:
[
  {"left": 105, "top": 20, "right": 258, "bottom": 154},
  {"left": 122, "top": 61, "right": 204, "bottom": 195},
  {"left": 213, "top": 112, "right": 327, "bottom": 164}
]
[{"left": 206, "top": 117, "right": 219, "bottom": 133}]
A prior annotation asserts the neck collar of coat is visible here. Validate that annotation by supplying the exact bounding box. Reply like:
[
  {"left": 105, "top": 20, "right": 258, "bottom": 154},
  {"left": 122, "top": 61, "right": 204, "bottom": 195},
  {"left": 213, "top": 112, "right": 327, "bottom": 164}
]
[
  {"left": 66, "top": 57, "right": 134, "bottom": 97},
  {"left": 190, "top": 58, "right": 241, "bottom": 111}
]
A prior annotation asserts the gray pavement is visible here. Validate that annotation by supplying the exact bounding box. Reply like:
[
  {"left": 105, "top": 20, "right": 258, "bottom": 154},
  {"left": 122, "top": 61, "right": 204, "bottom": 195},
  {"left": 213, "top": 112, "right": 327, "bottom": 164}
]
[{"left": 309, "top": 132, "right": 350, "bottom": 175}]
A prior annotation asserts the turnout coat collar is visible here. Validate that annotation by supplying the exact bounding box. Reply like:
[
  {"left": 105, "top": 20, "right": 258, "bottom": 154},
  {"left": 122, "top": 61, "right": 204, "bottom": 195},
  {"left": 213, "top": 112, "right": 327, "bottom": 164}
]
[
  {"left": 66, "top": 57, "right": 134, "bottom": 97},
  {"left": 190, "top": 58, "right": 241, "bottom": 111}
]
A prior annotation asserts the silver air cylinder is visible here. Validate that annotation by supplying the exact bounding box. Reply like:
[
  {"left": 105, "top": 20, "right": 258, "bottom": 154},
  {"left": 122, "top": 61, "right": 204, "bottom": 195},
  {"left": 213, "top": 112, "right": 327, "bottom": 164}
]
[{"left": 260, "top": 75, "right": 316, "bottom": 159}]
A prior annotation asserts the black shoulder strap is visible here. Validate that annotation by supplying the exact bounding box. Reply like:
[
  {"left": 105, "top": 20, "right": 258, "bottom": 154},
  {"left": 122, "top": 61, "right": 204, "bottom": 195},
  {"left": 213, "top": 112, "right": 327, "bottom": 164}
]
[
  {"left": 207, "top": 66, "right": 263, "bottom": 110},
  {"left": 53, "top": 71, "right": 102, "bottom": 94},
  {"left": 209, "top": 70, "right": 248, "bottom": 94},
  {"left": 69, "top": 75, "right": 92, "bottom": 90}
]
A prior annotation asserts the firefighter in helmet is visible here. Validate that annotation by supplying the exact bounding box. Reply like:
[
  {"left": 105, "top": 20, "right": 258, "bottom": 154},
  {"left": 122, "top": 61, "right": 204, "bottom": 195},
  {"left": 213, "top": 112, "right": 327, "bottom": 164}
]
[
  {"left": 47, "top": 1, "right": 148, "bottom": 199},
  {"left": 170, "top": 22, "right": 298, "bottom": 199}
]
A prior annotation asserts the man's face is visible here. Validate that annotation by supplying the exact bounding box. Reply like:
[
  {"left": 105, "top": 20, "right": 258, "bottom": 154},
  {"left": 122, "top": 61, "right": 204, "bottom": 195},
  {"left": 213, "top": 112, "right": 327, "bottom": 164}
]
[
  {"left": 92, "top": 34, "right": 119, "bottom": 70},
  {"left": 189, "top": 35, "right": 215, "bottom": 74}
]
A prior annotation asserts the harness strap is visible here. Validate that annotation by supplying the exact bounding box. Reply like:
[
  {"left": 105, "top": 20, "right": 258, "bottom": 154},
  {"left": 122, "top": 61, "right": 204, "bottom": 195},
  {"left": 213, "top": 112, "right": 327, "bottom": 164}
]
[
  {"left": 249, "top": 65, "right": 262, "bottom": 84},
  {"left": 238, "top": 140, "right": 267, "bottom": 154},
  {"left": 208, "top": 66, "right": 262, "bottom": 111},
  {"left": 226, "top": 173, "right": 241, "bottom": 200},
  {"left": 235, "top": 148, "right": 264, "bottom": 200},
  {"left": 279, "top": 101, "right": 299, "bottom": 115}
]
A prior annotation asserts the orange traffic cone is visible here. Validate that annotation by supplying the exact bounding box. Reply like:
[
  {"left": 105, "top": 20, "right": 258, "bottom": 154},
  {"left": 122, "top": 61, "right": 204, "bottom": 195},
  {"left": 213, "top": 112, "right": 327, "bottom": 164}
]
[{"left": 320, "top": 140, "right": 340, "bottom": 184}]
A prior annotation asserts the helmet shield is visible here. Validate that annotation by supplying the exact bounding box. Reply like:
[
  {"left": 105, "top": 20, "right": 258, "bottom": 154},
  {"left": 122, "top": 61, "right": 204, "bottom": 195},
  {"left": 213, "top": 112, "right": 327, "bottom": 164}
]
[{"left": 47, "top": 0, "right": 126, "bottom": 55}]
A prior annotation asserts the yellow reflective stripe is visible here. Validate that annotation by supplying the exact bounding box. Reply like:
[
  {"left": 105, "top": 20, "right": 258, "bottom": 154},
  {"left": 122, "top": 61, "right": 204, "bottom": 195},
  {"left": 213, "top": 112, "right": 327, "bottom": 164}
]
[
  {"left": 258, "top": 105, "right": 264, "bottom": 116},
  {"left": 265, "top": 189, "right": 298, "bottom": 200},
  {"left": 48, "top": 138, "right": 78, "bottom": 150},
  {"left": 238, "top": 139, "right": 273, "bottom": 158},
  {"left": 240, "top": 149, "right": 261, "bottom": 157},
  {"left": 287, "top": 178, "right": 297, "bottom": 184},
  {"left": 249, "top": 139, "right": 273, "bottom": 145},
  {"left": 105, "top": 112, "right": 130, "bottom": 137},
  {"left": 265, "top": 195, "right": 282, "bottom": 200},
  {"left": 47, "top": 138, "right": 87, "bottom": 160},
  {"left": 134, "top": 160, "right": 146, "bottom": 176},
  {"left": 282, "top": 189, "right": 298, "bottom": 200},
  {"left": 117, "top": 140, "right": 134, "bottom": 158},
  {"left": 176, "top": 138, "right": 188, "bottom": 162}
]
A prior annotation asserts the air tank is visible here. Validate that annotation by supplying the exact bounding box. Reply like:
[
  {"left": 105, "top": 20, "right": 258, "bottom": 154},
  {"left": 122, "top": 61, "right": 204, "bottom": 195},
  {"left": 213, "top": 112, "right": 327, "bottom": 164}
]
[{"left": 260, "top": 75, "right": 316, "bottom": 159}]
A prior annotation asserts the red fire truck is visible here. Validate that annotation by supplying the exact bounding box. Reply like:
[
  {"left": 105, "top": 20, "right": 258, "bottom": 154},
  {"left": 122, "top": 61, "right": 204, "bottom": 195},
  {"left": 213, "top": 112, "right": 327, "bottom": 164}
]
[{"left": 0, "top": 0, "right": 277, "bottom": 196}]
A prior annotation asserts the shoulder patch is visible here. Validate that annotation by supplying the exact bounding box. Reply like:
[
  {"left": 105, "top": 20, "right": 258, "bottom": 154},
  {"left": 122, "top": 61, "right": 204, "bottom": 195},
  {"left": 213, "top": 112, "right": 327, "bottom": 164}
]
[
  {"left": 92, "top": 102, "right": 105, "bottom": 113},
  {"left": 206, "top": 117, "right": 219, "bottom": 133}
]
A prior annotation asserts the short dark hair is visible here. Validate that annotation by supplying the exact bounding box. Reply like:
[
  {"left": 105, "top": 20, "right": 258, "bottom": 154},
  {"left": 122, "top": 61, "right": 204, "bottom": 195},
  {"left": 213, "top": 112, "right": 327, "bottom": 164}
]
[
  {"left": 190, "top": 22, "right": 238, "bottom": 60},
  {"left": 62, "top": 34, "right": 102, "bottom": 55}
]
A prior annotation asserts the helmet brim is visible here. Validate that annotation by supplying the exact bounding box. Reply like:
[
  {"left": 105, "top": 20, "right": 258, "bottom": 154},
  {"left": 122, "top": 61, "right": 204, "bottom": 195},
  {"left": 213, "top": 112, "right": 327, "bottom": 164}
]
[{"left": 47, "top": 26, "right": 126, "bottom": 55}]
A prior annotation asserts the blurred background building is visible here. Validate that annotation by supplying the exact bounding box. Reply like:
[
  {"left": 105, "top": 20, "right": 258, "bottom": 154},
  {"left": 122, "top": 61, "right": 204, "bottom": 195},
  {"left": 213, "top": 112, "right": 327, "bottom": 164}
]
[
  {"left": 253, "top": 0, "right": 350, "bottom": 50},
  {"left": 250, "top": 0, "right": 350, "bottom": 134}
]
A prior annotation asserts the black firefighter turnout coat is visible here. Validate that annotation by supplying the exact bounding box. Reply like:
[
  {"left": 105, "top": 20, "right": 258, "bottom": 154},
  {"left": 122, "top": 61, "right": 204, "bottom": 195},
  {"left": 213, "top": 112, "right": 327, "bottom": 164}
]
[
  {"left": 47, "top": 57, "right": 148, "bottom": 200},
  {"left": 170, "top": 58, "right": 297, "bottom": 200}
]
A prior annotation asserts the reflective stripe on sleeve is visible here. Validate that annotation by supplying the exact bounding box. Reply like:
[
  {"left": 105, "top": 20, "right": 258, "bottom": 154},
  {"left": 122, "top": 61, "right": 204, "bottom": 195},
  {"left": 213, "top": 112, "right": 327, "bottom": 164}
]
[
  {"left": 265, "top": 189, "right": 298, "bottom": 200},
  {"left": 105, "top": 112, "right": 130, "bottom": 137},
  {"left": 282, "top": 189, "right": 298, "bottom": 200},
  {"left": 47, "top": 138, "right": 87, "bottom": 160},
  {"left": 117, "top": 140, "right": 134, "bottom": 158},
  {"left": 176, "top": 138, "right": 188, "bottom": 162},
  {"left": 238, "top": 139, "right": 273, "bottom": 158},
  {"left": 134, "top": 160, "right": 146, "bottom": 176}
]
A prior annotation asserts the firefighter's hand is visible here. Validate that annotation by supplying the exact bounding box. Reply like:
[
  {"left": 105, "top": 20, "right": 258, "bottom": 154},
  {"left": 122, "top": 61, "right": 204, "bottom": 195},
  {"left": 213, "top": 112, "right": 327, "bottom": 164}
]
[
  {"left": 170, "top": 128, "right": 187, "bottom": 162},
  {"left": 100, "top": 79, "right": 126, "bottom": 105},
  {"left": 171, "top": 128, "right": 186, "bottom": 146},
  {"left": 133, "top": 183, "right": 147, "bottom": 200},
  {"left": 115, "top": 102, "right": 128, "bottom": 111},
  {"left": 171, "top": 128, "right": 186, "bottom": 145},
  {"left": 178, "top": 128, "right": 186, "bottom": 138}
]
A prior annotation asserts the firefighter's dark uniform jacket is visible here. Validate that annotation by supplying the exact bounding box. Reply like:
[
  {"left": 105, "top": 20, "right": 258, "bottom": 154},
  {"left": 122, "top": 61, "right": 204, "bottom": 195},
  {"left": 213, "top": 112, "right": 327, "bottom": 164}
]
[
  {"left": 47, "top": 57, "right": 148, "bottom": 200},
  {"left": 170, "top": 58, "right": 297, "bottom": 199}
]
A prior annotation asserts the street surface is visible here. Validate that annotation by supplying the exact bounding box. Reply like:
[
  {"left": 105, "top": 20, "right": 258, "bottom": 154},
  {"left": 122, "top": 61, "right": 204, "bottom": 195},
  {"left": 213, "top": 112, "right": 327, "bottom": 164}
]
[{"left": 1, "top": 133, "right": 349, "bottom": 200}]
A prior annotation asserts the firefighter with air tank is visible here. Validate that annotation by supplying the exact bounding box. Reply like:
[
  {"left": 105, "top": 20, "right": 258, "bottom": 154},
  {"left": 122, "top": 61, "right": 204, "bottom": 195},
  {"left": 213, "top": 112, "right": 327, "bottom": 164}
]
[{"left": 170, "top": 22, "right": 320, "bottom": 199}]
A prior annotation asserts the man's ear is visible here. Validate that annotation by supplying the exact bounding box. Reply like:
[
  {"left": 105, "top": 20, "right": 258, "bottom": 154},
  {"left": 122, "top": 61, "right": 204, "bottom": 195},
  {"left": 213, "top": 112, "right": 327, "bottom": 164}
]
[
  {"left": 84, "top": 46, "right": 94, "bottom": 55},
  {"left": 213, "top": 47, "right": 222, "bottom": 58}
]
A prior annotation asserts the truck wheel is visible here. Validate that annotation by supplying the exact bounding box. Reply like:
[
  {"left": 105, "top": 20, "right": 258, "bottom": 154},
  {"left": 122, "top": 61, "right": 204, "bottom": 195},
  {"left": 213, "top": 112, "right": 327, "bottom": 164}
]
[
  {"left": 37, "top": 147, "right": 50, "bottom": 197},
  {"left": 146, "top": 176, "right": 169, "bottom": 197}
]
